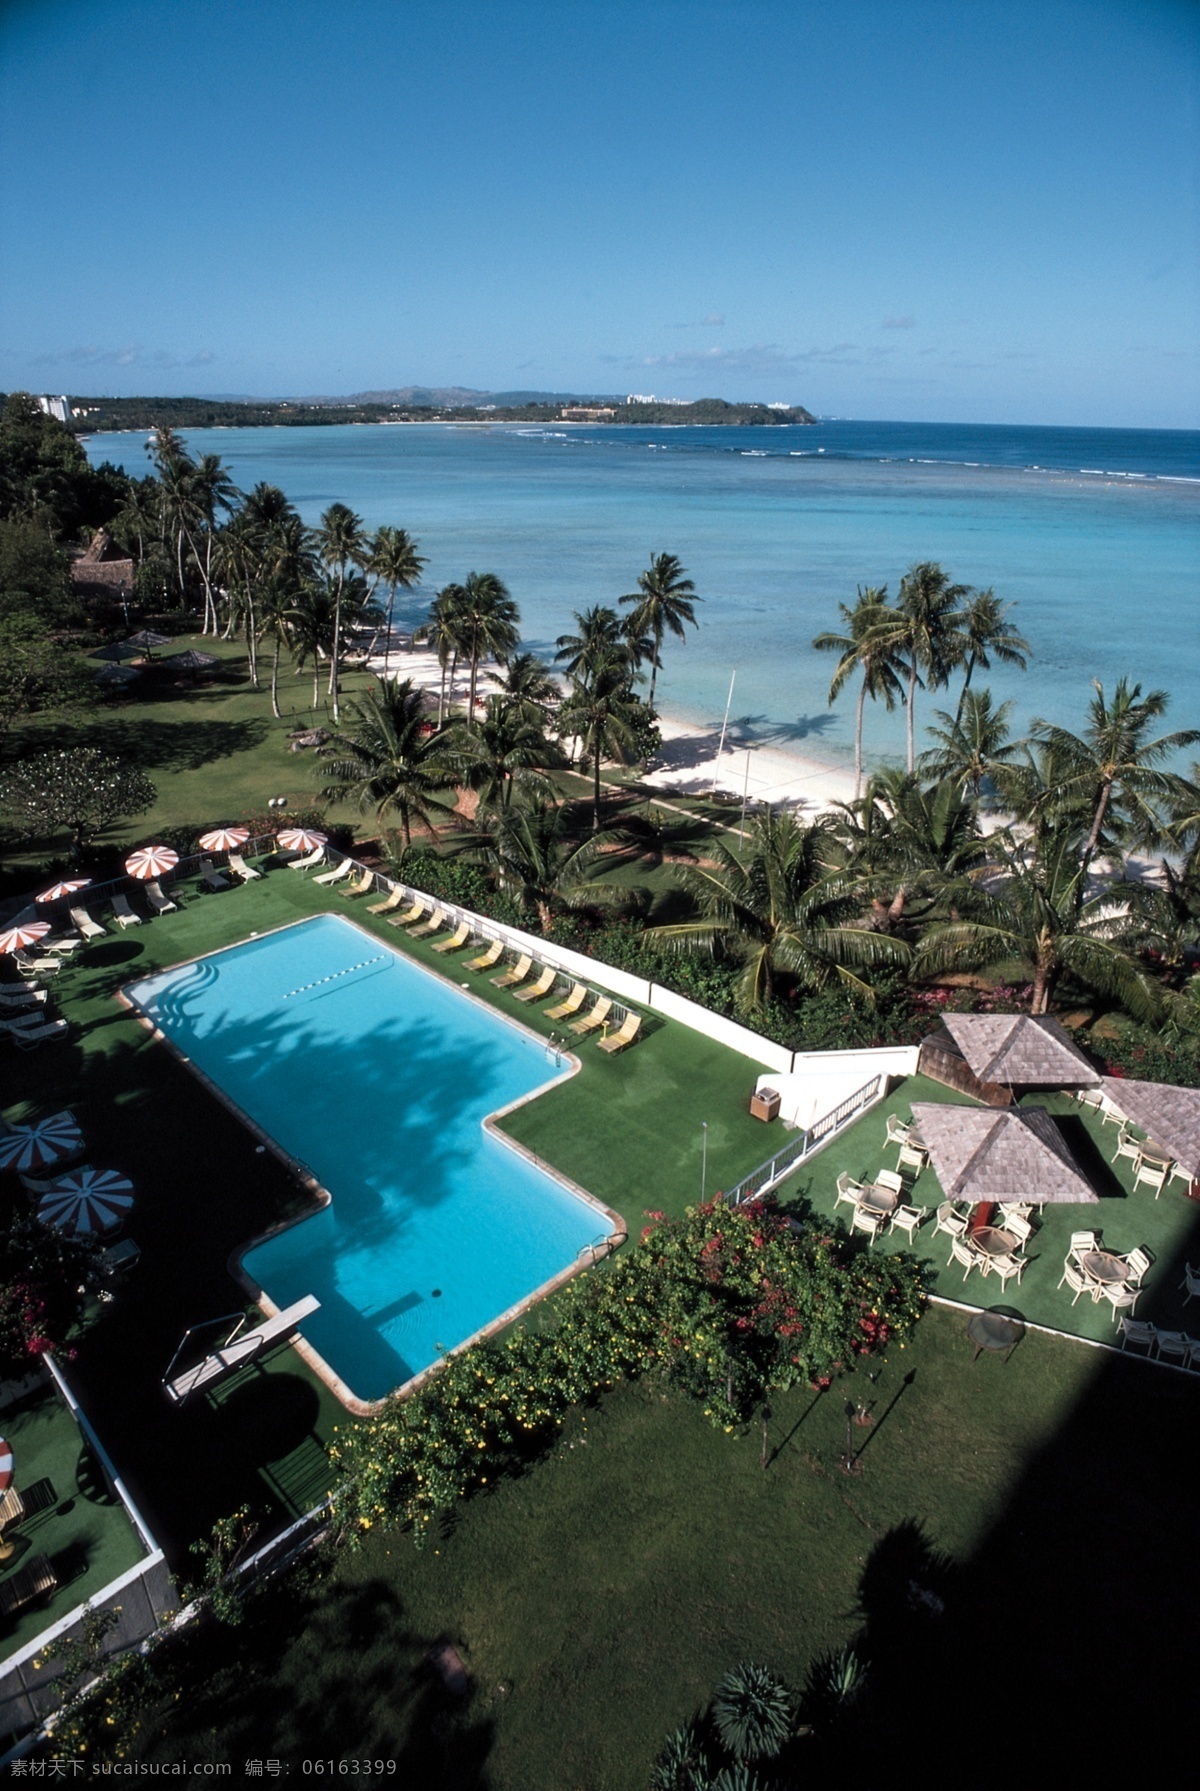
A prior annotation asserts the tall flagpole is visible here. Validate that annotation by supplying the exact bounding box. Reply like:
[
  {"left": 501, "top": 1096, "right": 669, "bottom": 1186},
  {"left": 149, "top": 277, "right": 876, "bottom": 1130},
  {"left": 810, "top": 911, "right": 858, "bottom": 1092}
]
[{"left": 712, "top": 669, "right": 736, "bottom": 796}]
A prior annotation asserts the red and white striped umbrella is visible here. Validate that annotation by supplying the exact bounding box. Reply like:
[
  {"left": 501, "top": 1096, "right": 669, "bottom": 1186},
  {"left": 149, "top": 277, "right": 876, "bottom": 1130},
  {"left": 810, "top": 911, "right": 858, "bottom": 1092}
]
[
  {"left": 0, "top": 1112, "right": 84, "bottom": 1173},
  {"left": 125, "top": 846, "right": 180, "bottom": 881},
  {"left": 0, "top": 921, "right": 51, "bottom": 955},
  {"left": 198, "top": 827, "right": 250, "bottom": 852},
  {"left": 277, "top": 828, "right": 327, "bottom": 852},
  {"left": 37, "top": 1168, "right": 135, "bottom": 1236},
  {"left": 35, "top": 877, "right": 92, "bottom": 905}
]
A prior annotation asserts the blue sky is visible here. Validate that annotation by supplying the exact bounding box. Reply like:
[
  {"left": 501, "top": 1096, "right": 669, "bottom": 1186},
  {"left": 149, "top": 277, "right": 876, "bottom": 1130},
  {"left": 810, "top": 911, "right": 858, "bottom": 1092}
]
[{"left": 1, "top": 0, "right": 1197, "bottom": 426}]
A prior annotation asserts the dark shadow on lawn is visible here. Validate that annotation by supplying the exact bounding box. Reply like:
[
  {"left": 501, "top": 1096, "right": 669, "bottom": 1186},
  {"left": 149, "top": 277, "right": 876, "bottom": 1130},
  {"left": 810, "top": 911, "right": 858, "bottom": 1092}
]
[{"left": 24, "top": 715, "right": 270, "bottom": 774}]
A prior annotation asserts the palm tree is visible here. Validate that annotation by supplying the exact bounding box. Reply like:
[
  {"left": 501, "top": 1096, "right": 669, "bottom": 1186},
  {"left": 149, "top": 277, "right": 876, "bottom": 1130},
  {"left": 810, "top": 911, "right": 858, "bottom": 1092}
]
[
  {"left": 1031, "top": 678, "right": 1200, "bottom": 879},
  {"left": 457, "top": 571, "right": 520, "bottom": 715},
  {"left": 828, "top": 769, "right": 985, "bottom": 932},
  {"left": 214, "top": 511, "right": 264, "bottom": 687},
  {"left": 446, "top": 695, "right": 562, "bottom": 809},
  {"left": 947, "top": 587, "right": 1031, "bottom": 728},
  {"left": 449, "top": 796, "right": 648, "bottom": 933},
  {"left": 319, "top": 678, "right": 453, "bottom": 853},
  {"left": 492, "top": 651, "right": 559, "bottom": 723},
  {"left": 287, "top": 581, "right": 337, "bottom": 709},
  {"left": 650, "top": 808, "right": 908, "bottom": 1014},
  {"left": 869, "top": 562, "right": 968, "bottom": 774},
  {"left": 316, "top": 502, "right": 368, "bottom": 721},
  {"left": 415, "top": 584, "right": 467, "bottom": 725},
  {"left": 558, "top": 646, "right": 642, "bottom": 830},
  {"left": 812, "top": 586, "right": 906, "bottom": 798},
  {"left": 366, "top": 526, "right": 425, "bottom": 676},
  {"left": 913, "top": 822, "right": 1162, "bottom": 1020},
  {"left": 712, "top": 1661, "right": 795, "bottom": 1765},
  {"left": 921, "top": 688, "right": 1018, "bottom": 801},
  {"left": 555, "top": 606, "right": 627, "bottom": 681},
  {"left": 190, "top": 454, "right": 240, "bottom": 634},
  {"left": 619, "top": 552, "right": 701, "bottom": 712}
]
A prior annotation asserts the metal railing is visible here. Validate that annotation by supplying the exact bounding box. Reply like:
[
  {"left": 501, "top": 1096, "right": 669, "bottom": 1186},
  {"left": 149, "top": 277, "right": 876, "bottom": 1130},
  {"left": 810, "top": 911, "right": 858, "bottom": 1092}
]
[{"left": 724, "top": 1075, "right": 882, "bottom": 1207}]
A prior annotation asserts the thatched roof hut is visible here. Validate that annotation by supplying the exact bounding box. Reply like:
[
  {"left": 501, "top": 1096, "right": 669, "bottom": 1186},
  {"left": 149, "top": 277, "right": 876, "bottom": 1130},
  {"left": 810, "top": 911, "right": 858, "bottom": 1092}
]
[{"left": 911, "top": 1102, "right": 1100, "bottom": 1205}]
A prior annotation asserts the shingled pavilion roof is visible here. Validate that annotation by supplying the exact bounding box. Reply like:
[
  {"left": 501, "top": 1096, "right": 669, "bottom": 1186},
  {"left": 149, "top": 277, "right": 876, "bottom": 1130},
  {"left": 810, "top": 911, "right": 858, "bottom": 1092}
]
[
  {"left": 940, "top": 1014, "right": 1101, "bottom": 1088},
  {"left": 1100, "top": 1077, "right": 1200, "bottom": 1180},
  {"left": 911, "top": 1102, "right": 1100, "bottom": 1205}
]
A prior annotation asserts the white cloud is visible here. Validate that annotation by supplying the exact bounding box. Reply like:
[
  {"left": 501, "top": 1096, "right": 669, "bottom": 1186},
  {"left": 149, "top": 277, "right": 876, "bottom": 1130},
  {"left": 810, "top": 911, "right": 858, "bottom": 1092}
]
[
  {"left": 30, "top": 344, "right": 215, "bottom": 370},
  {"left": 880, "top": 315, "right": 916, "bottom": 331}
]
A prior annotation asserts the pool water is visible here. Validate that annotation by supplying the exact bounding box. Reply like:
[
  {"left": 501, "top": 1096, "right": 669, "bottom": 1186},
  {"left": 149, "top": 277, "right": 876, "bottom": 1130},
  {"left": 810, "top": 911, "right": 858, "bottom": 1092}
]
[{"left": 127, "top": 915, "right": 607, "bottom": 1401}]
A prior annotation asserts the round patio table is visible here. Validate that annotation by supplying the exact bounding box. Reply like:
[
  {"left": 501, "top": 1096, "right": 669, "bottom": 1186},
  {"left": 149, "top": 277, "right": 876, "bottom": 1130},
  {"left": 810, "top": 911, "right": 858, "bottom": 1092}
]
[
  {"left": 1080, "top": 1250, "right": 1128, "bottom": 1285},
  {"left": 969, "top": 1225, "right": 1016, "bottom": 1257},
  {"left": 859, "top": 1184, "right": 900, "bottom": 1218},
  {"left": 967, "top": 1310, "right": 1025, "bottom": 1363}
]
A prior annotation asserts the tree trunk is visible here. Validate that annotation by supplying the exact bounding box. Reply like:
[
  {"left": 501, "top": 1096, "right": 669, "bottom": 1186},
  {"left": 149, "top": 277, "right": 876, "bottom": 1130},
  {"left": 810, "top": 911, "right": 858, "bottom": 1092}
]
[
  {"left": 244, "top": 586, "right": 259, "bottom": 689},
  {"left": 328, "top": 567, "right": 344, "bottom": 720},
  {"left": 854, "top": 678, "right": 867, "bottom": 799},
  {"left": 1081, "top": 778, "right": 1113, "bottom": 879},
  {"left": 437, "top": 656, "right": 448, "bottom": 727},
  {"left": 952, "top": 653, "right": 977, "bottom": 732},
  {"left": 384, "top": 584, "right": 395, "bottom": 678},
  {"left": 906, "top": 663, "right": 917, "bottom": 774},
  {"left": 593, "top": 743, "right": 602, "bottom": 832},
  {"left": 270, "top": 642, "right": 282, "bottom": 720},
  {"left": 648, "top": 631, "right": 659, "bottom": 712}
]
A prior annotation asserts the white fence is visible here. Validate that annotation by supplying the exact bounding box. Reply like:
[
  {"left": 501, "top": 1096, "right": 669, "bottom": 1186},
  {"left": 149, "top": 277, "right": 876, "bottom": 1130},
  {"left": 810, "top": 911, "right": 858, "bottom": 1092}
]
[{"left": 725, "top": 1074, "right": 884, "bottom": 1206}]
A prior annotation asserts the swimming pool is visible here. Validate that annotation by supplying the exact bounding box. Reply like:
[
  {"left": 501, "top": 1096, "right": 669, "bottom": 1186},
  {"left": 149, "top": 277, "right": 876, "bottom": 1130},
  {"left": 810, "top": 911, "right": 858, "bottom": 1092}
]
[{"left": 126, "top": 914, "right": 615, "bottom": 1405}]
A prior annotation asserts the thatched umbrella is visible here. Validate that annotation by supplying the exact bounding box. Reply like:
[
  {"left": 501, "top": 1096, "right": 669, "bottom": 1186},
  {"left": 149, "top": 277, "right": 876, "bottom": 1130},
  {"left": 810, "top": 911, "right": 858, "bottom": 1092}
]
[
  {"left": 911, "top": 1102, "right": 1099, "bottom": 1205},
  {"left": 1098, "top": 1078, "right": 1200, "bottom": 1182}
]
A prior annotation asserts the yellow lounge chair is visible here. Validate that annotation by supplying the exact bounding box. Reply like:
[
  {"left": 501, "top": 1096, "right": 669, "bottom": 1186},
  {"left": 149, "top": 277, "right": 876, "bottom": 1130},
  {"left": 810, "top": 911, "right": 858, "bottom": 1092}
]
[
  {"left": 570, "top": 994, "right": 612, "bottom": 1037},
  {"left": 367, "top": 886, "right": 406, "bottom": 915},
  {"left": 597, "top": 1012, "right": 642, "bottom": 1054},
  {"left": 410, "top": 907, "right": 448, "bottom": 939},
  {"left": 464, "top": 938, "right": 504, "bottom": 972},
  {"left": 342, "top": 869, "right": 376, "bottom": 899},
  {"left": 545, "top": 981, "right": 587, "bottom": 1021},
  {"left": 387, "top": 900, "right": 427, "bottom": 928},
  {"left": 432, "top": 921, "right": 471, "bottom": 954},
  {"left": 513, "top": 965, "right": 556, "bottom": 1004},
  {"left": 491, "top": 953, "right": 532, "bottom": 990}
]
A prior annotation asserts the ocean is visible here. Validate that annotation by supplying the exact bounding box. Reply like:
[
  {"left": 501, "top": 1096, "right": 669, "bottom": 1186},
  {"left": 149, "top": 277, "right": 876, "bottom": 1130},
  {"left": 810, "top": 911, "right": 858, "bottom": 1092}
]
[{"left": 84, "top": 419, "right": 1200, "bottom": 776}]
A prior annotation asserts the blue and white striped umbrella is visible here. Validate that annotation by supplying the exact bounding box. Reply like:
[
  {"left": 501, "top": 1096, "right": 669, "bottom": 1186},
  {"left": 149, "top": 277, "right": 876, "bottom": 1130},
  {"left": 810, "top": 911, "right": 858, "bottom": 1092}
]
[
  {"left": 37, "top": 1168, "right": 134, "bottom": 1236},
  {"left": 0, "top": 1112, "right": 84, "bottom": 1172}
]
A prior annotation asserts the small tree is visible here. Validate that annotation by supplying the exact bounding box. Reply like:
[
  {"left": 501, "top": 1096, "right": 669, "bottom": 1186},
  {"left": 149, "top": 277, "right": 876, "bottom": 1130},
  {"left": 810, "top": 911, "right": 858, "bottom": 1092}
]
[
  {"left": 0, "top": 747, "right": 155, "bottom": 853},
  {"left": 0, "top": 614, "right": 93, "bottom": 749},
  {"left": 0, "top": 1217, "right": 99, "bottom": 1378}
]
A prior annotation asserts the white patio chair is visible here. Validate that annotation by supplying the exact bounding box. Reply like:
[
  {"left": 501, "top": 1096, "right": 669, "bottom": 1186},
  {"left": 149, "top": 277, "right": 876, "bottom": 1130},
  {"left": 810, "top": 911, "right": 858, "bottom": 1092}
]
[
  {"left": 835, "top": 1172, "right": 864, "bottom": 1211},
  {"left": 1152, "top": 1328, "right": 1189, "bottom": 1365},
  {"left": 1102, "top": 1283, "right": 1140, "bottom": 1322},
  {"left": 1111, "top": 1124, "right": 1141, "bottom": 1168},
  {"left": 1099, "top": 1095, "right": 1126, "bottom": 1129},
  {"left": 950, "top": 1236, "right": 984, "bottom": 1282},
  {"left": 1058, "top": 1260, "right": 1099, "bottom": 1305},
  {"left": 1122, "top": 1247, "right": 1152, "bottom": 1287},
  {"left": 1002, "top": 1214, "right": 1034, "bottom": 1251},
  {"left": 989, "top": 1253, "right": 1026, "bottom": 1292},
  {"left": 112, "top": 894, "right": 142, "bottom": 929},
  {"left": 1117, "top": 1315, "right": 1157, "bottom": 1354},
  {"left": 1075, "top": 1087, "right": 1104, "bottom": 1112},
  {"left": 875, "top": 1169, "right": 904, "bottom": 1198},
  {"left": 1167, "top": 1161, "right": 1194, "bottom": 1193},
  {"left": 888, "top": 1204, "right": 927, "bottom": 1242},
  {"left": 851, "top": 1209, "right": 880, "bottom": 1246},
  {"left": 885, "top": 1114, "right": 911, "bottom": 1147},
  {"left": 934, "top": 1202, "right": 968, "bottom": 1250},
  {"left": 997, "top": 1201, "right": 1033, "bottom": 1225},
  {"left": 1133, "top": 1159, "right": 1167, "bottom": 1199},
  {"left": 1184, "top": 1338, "right": 1200, "bottom": 1374},
  {"left": 1179, "top": 1262, "right": 1200, "bottom": 1306},
  {"left": 1068, "top": 1230, "right": 1098, "bottom": 1261},
  {"left": 897, "top": 1141, "right": 928, "bottom": 1174}
]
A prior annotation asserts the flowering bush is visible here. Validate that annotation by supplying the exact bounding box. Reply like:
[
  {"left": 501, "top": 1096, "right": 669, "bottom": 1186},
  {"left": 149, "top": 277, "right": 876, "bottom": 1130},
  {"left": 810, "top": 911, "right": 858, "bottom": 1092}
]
[
  {"left": 333, "top": 1199, "right": 927, "bottom": 1540},
  {"left": 0, "top": 1217, "right": 99, "bottom": 1377}
]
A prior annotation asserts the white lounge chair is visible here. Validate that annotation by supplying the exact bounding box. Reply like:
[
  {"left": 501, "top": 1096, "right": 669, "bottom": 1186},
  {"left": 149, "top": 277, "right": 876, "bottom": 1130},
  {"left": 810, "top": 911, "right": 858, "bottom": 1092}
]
[
  {"left": 313, "top": 858, "right": 352, "bottom": 886},
  {"left": 0, "top": 987, "right": 48, "bottom": 1010},
  {"left": 164, "top": 1295, "right": 321, "bottom": 1405},
  {"left": 112, "top": 893, "right": 142, "bottom": 929},
  {"left": 70, "top": 907, "right": 105, "bottom": 942},
  {"left": 228, "top": 853, "right": 262, "bottom": 882},
  {"left": 146, "top": 880, "right": 178, "bottom": 914},
  {"left": 7, "top": 1018, "right": 69, "bottom": 1048},
  {"left": 288, "top": 845, "right": 327, "bottom": 873}
]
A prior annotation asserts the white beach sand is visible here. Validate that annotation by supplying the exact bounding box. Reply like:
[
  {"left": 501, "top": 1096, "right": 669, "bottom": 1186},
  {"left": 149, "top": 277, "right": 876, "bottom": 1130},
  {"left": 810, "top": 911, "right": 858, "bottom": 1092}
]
[{"left": 361, "top": 633, "right": 858, "bottom": 818}]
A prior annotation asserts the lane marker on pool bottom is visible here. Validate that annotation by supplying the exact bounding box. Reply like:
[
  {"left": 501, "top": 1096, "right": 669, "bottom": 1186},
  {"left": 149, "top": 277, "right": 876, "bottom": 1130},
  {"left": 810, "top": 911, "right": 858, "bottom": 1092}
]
[{"left": 282, "top": 954, "right": 388, "bottom": 999}]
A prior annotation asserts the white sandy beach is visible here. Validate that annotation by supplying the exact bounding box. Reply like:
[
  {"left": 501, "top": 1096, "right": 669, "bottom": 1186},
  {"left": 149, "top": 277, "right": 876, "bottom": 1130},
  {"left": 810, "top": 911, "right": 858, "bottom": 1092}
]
[{"left": 359, "top": 633, "right": 859, "bottom": 817}]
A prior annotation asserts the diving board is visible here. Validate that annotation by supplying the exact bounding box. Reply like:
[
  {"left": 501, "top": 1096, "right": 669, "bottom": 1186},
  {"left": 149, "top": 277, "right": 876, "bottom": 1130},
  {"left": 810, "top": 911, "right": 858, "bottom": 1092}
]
[{"left": 164, "top": 1295, "right": 320, "bottom": 1406}]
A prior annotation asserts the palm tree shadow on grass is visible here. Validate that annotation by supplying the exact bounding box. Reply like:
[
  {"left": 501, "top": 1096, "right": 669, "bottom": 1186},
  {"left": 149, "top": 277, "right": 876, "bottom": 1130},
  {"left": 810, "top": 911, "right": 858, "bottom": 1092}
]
[{"left": 16, "top": 716, "right": 271, "bottom": 775}]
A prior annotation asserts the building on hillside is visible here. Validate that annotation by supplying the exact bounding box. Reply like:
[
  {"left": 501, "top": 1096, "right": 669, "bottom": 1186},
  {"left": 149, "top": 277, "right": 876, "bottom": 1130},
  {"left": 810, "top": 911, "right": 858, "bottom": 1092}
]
[
  {"left": 69, "top": 530, "right": 135, "bottom": 604},
  {"left": 560, "top": 406, "right": 616, "bottom": 421},
  {"left": 34, "top": 396, "right": 71, "bottom": 425}
]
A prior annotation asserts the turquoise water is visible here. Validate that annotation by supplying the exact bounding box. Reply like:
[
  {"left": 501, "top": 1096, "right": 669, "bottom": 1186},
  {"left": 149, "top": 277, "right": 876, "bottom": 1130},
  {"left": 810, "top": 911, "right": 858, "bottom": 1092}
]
[
  {"left": 87, "top": 420, "right": 1200, "bottom": 772},
  {"left": 127, "top": 915, "right": 603, "bottom": 1401}
]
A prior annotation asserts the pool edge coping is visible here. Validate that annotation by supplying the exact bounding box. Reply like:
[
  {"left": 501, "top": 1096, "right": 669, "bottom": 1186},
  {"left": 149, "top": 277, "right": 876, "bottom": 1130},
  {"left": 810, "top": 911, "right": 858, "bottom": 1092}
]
[{"left": 116, "top": 910, "right": 628, "bottom": 1419}]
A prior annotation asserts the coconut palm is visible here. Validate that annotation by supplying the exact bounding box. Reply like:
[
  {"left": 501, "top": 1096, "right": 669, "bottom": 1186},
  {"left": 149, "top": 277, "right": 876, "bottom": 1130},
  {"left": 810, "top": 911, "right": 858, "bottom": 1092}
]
[
  {"left": 415, "top": 584, "right": 467, "bottom": 726},
  {"left": 619, "top": 551, "right": 701, "bottom": 711},
  {"left": 319, "top": 678, "right": 453, "bottom": 852},
  {"left": 921, "top": 688, "right": 1018, "bottom": 801},
  {"left": 913, "top": 822, "right": 1162, "bottom": 1020},
  {"left": 214, "top": 511, "right": 264, "bottom": 686},
  {"left": 869, "top": 562, "right": 969, "bottom": 774},
  {"left": 316, "top": 502, "right": 368, "bottom": 721},
  {"left": 554, "top": 605, "right": 627, "bottom": 680},
  {"left": 650, "top": 808, "right": 908, "bottom": 1014},
  {"left": 187, "top": 454, "right": 241, "bottom": 633},
  {"left": 947, "top": 587, "right": 1031, "bottom": 728},
  {"left": 287, "top": 581, "right": 337, "bottom": 709},
  {"left": 558, "top": 646, "right": 642, "bottom": 830},
  {"left": 1030, "top": 678, "right": 1200, "bottom": 879},
  {"left": 812, "top": 586, "right": 906, "bottom": 798},
  {"left": 449, "top": 795, "right": 649, "bottom": 932},
  {"left": 841, "top": 769, "right": 987, "bottom": 930},
  {"left": 492, "top": 651, "right": 559, "bottom": 723},
  {"left": 446, "top": 695, "right": 563, "bottom": 809},
  {"left": 455, "top": 571, "right": 520, "bottom": 715},
  {"left": 366, "top": 526, "right": 425, "bottom": 676}
]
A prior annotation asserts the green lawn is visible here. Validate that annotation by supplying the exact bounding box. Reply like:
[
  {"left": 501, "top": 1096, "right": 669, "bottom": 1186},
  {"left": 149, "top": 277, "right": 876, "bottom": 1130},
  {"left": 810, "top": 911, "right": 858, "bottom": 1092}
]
[{"left": 60, "top": 1302, "right": 1200, "bottom": 1782}]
